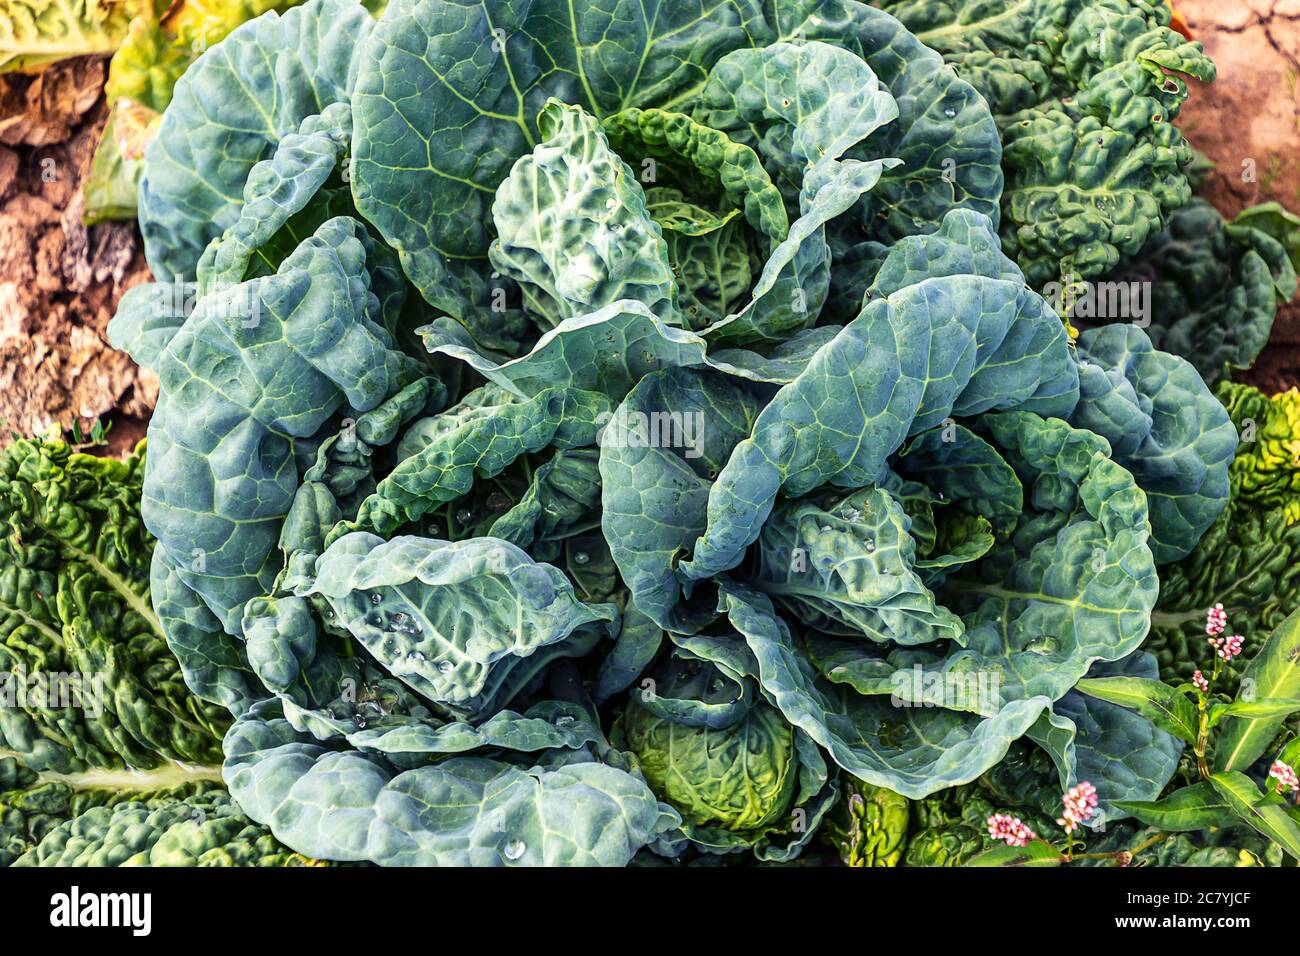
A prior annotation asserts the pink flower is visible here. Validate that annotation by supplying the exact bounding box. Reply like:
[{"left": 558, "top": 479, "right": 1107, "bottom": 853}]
[
  {"left": 1057, "top": 781, "right": 1099, "bottom": 834},
  {"left": 987, "top": 813, "right": 1036, "bottom": 847},
  {"left": 1270, "top": 761, "right": 1298, "bottom": 795},
  {"left": 1192, "top": 670, "right": 1209, "bottom": 693},
  {"left": 1211, "top": 634, "right": 1244, "bottom": 661},
  {"left": 1205, "top": 603, "right": 1226, "bottom": 637}
]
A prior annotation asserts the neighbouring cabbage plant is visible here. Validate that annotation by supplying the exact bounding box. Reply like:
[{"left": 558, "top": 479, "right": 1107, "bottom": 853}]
[
  {"left": 869, "top": 0, "right": 1217, "bottom": 290},
  {"left": 1, "top": 0, "right": 145, "bottom": 72},
  {"left": 0, "top": 434, "right": 311, "bottom": 866},
  {"left": 1099, "top": 199, "right": 1300, "bottom": 387},
  {"left": 106, "top": 0, "right": 1238, "bottom": 866}
]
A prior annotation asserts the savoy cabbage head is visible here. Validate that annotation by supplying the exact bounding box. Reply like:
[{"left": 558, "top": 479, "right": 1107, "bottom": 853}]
[{"left": 107, "top": 0, "right": 1236, "bottom": 865}]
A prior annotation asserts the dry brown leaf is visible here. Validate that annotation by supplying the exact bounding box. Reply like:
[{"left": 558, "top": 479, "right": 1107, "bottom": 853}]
[{"left": 0, "top": 54, "right": 152, "bottom": 454}]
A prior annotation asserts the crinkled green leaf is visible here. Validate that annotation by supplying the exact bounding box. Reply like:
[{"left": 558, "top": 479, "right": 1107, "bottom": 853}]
[
  {"left": 286, "top": 531, "right": 616, "bottom": 718},
  {"left": 485, "top": 449, "right": 602, "bottom": 554},
  {"left": 107, "top": 216, "right": 429, "bottom": 707},
  {"left": 1233, "top": 202, "right": 1300, "bottom": 276},
  {"left": 0, "top": 437, "right": 229, "bottom": 775},
  {"left": 10, "top": 783, "right": 302, "bottom": 867},
  {"left": 1071, "top": 324, "right": 1236, "bottom": 564},
  {"left": 716, "top": 583, "right": 1050, "bottom": 799},
  {"left": 340, "top": 385, "right": 613, "bottom": 542},
  {"left": 896, "top": 423, "right": 1023, "bottom": 536},
  {"left": 420, "top": 301, "right": 707, "bottom": 402},
  {"left": 196, "top": 102, "right": 356, "bottom": 293},
  {"left": 680, "top": 211, "right": 1077, "bottom": 583},
  {"left": 773, "top": 0, "right": 1004, "bottom": 238},
  {"left": 872, "top": 0, "right": 1215, "bottom": 287},
  {"left": 617, "top": 659, "right": 837, "bottom": 861},
  {"left": 1105, "top": 198, "right": 1297, "bottom": 386},
  {"left": 138, "top": 0, "right": 373, "bottom": 280},
  {"left": 754, "top": 486, "right": 964, "bottom": 646},
  {"left": 0, "top": 0, "right": 137, "bottom": 72},
  {"left": 694, "top": 39, "right": 899, "bottom": 198},
  {"left": 1037, "top": 653, "right": 1184, "bottom": 821},
  {"left": 704, "top": 157, "right": 900, "bottom": 347},
  {"left": 224, "top": 709, "right": 677, "bottom": 866},
  {"left": 604, "top": 106, "right": 788, "bottom": 240},
  {"left": 488, "top": 101, "right": 679, "bottom": 327},
  {"left": 349, "top": 0, "right": 768, "bottom": 316}
]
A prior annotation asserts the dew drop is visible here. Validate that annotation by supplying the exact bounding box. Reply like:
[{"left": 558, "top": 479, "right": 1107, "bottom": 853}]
[
  {"left": 573, "top": 550, "right": 590, "bottom": 565},
  {"left": 943, "top": 107, "right": 957, "bottom": 118},
  {"left": 456, "top": 507, "right": 473, "bottom": 524},
  {"left": 1025, "top": 636, "right": 1059, "bottom": 655},
  {"left": 504, "top": 840, "right": 527, "bottom": 861},
  {"left": 437, "top": 660, "right": 454, "bottom": 674},
  {"left": 390, "top": 611, "right": 422, "bottom": 636},
  {"left": 370, "top": 592, "right": 382, "bottom": 605}
]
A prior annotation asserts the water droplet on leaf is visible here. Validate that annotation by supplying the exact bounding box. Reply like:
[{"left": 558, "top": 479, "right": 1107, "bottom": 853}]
[{"left": 1026, "top": 636, "right": 1059, "bottom": 655}]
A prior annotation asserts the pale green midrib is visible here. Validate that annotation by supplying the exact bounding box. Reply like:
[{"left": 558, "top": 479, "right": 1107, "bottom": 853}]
[
  {"left": 0, "top": 598, "right": 63, "bottom": 645},
  {"left": 914, "top": 0, "right": 1035, "bottom": 45},
  {"left": 62, "top": 541, "right": 164, "bottom": 638},
  {"left": 0, "top": 748, "right": 224, "bottom": 791},
  {"left": 944, "top": 582, "right": 1137, "bottom": 617}
]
